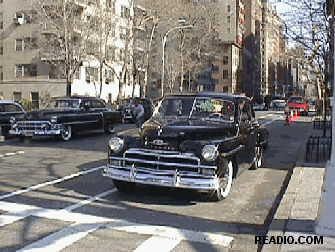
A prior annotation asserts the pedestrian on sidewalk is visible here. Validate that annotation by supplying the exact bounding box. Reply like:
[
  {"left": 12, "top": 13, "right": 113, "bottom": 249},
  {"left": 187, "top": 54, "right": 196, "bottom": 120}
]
[{"left": 133, "top": 99, "right": 145, "bottom": 128}]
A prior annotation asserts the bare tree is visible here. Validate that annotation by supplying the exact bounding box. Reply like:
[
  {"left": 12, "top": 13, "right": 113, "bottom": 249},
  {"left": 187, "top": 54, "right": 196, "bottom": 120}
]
[
  {"left": 33, "top": 0, "right": 97, "bottom": 96},
  {"left": 280, "top": 0, "right": 331, "bottom": 99}
]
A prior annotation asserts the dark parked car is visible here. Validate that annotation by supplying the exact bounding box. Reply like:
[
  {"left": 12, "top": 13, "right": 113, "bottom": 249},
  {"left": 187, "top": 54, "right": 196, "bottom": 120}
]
[
  {"left": 269, "top": 99, "right": 286, "bottom": 112},
  {"left": 103, "top": 92, "right": 269, "bottom": 201},
  {"left": 117, "top": 97, "right": 154, "bottom": 123},
  {"left": 9, "top": 96, "right": 122, "bottom": 141},
  {"left": 0, "top": 100, "right": 25, "bottom": 136}
]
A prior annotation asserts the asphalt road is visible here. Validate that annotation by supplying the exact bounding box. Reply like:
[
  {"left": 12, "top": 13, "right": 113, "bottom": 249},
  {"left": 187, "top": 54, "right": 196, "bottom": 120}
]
[{"left": 0, "top": 112, "right": 313, "bottom": 252}]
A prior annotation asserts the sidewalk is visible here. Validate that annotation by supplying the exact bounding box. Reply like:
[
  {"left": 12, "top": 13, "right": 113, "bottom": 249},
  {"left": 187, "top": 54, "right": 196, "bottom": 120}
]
[{"left": 262, "top": 123, "right": 335, "bottom": 251}]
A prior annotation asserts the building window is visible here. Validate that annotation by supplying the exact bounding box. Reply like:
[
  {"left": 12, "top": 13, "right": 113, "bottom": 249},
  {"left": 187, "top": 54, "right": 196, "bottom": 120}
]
[
  {"left": 0, "top": 13, "right": 3, "bottom": 29},
  {"left": 105, "top": 69, "right": 114, "bottom": 84},
  {"left": 15, "top": 64, "right": 37, "bottom": 77},
  {"left": 227, "top": 5, "right": 230, "bottom": 12},
  {"left": 13, "top": 92, "right": 22, "bottom": 103},
  {"left": 107, "top": 46, "right": 115, "bottom": 60},
  {"left": 15, "top": 37, "right": 38, "bottom": 51},
  {"left": 111, "top": 23, "right": 115, "bottom": 37},
  {"left": 16, "top": 65, "right": 23, "bottom": 77},
  {"left": 227, "top": 28, "right": 230, "bottom": 34},
  {"left": 0, "top": 66, "right": 3, "bottom": 81},
  {"left": 75, "top": 68, "right": 80, "bottom": 79},
  {"left": 119, "top": 49, "right": 124, "bottom": 61},
  {"left": 16, "top": 39, "right": 23, "bottom": 51},
  {"left": 0, "top": 41, "right": 3, "bottom": 55},
  {"left": 24, "top": 37, "right": 38, "bottom": 50},
  {"left": 222, "top": 86, "right": 228, "bottom": 92},
  {"left": 119, "top": 27, "right": 128, "bottom": 39},
  {"left": 222, "top": 56, "right": 228, "bottom": 65},
  {"left": 31, "top": 92, "right": 39, "bottom": 110},
  {"left": 121, "top": 5, "right": 130, "bottom": 18},
  {"left": 222, "top": 69, "right": 228, "bottom": 79},
  {"left": 94, "top": 68, "right": 99, "bottom": 82},
  {"left": 227, "top": 16, "right": 230, "bottom": 23}
]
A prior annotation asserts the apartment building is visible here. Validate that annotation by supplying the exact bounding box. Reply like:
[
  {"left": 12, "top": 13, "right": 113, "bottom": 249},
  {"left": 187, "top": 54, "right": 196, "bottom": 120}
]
[
  {"left": 213, "top": 0, "right": 246, "bottom": 94},
  {"left": 0, "top": 0, "right": 67, "bottom": 109},
  {"left": 0, "top": 0, "right": 138, "bottom": 108},
  {"left": 242, "top": 0, "right": 262, "bottom": 99}
]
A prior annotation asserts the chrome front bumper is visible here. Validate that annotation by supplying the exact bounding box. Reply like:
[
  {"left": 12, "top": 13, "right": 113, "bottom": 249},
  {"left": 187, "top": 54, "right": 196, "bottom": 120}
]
[
  {"left": 103, "top": 148, "right": 220, "bottom": 191},
  {"left": 9, "top": 128, "right": 62, "bottom": 136},
  {"left": 9, "top": 121, "right": 63, "bottom": 137},
  {"left": 103, "top": 165, "right": 220, "bottom": 191}
]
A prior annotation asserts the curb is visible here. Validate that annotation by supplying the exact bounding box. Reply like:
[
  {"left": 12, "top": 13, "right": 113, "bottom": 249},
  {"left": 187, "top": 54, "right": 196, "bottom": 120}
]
[{"left": 261, "top": 122, "right": 314, "bottom": 252}]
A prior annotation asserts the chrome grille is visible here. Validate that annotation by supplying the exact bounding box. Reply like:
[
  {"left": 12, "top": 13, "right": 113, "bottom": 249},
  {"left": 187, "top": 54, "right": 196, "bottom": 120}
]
[
  {"left": 123, "top": 148, "right": 202, "bottom": 173},
  {"left": 17, "top": 121, "right": 50, "bottom": 131}
]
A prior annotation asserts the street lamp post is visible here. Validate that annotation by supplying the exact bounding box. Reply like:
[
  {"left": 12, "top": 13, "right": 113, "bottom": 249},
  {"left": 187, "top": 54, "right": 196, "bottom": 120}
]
[{"left": 161, "top": 25, "right": 194, "bottom": 97}]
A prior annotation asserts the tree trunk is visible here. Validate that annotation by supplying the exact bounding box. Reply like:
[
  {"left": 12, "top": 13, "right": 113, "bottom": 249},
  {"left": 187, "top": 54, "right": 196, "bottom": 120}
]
[
  {"left": 66, "top": 82, "right": 71, "bottom": 97},
  {"left": 143, "top": 23, "right": 157, "bottom": 98}
]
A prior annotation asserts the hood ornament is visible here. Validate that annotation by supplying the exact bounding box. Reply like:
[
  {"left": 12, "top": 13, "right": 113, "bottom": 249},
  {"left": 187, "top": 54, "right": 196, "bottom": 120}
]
[{"left": 157, "top": 126, "right": 163, "bottom": 136}]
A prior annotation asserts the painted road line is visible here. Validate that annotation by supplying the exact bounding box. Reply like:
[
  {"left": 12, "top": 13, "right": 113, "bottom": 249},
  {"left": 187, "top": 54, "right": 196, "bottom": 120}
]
[
  {"left": 134, "top": 236, "right": 182, "bottom": 252},
  {"left": 260, "top": 118, "right": 281, "bottom": 127},
  {"left": 64, "top": 188, "right": 119, "bottom": 211},
  {"left": 0, "top": 201, "right": 40, "bottom": 227},
  {"left": 17, "top": 223, "right": 100, "bottom": 252},
  {"left": 0, "top": 166, "right": 104, "bottom": 200},
  {"left": 0, "top": 150, "right": 25, "bottom": 158},
  {"left": 110, "top": 223, "right": 234, "bottom": 246},
  {"left": 0, "top": 200, "right": 234, "bottom": 247},
  {"left": 0, "top": 214, "right": 27, "bottom": 227}
]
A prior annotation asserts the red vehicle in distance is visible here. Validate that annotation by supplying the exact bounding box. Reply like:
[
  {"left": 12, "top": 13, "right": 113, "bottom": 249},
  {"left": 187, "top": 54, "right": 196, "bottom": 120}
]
[{"left": 286, "top": 96, "right": 309, "bottom": 116}]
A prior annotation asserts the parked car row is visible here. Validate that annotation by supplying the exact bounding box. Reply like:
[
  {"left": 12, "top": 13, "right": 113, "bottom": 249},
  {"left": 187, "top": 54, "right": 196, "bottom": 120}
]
[
  {"left": 253, "top": 96, "right": 312, "bottom": 116},
  {"left": 2, "top": 96, "right": 121, "bottom": 141},
  {"left": 2, "top": 92, "right": 271, "bottom": 202},
  {"left": 0, "top": 96, "right": 159, "bottom": 141}
]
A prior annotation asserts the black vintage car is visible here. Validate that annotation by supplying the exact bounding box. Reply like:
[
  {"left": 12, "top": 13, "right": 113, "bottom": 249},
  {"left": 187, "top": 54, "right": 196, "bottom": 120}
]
[
  {"left": 0, "top": 100, "right": 26, "bottom": 137},
  {"left": 9, "top": 96, "right": 122, "bottom": 141},
  {"left": 103, "top": 92, "right": 269, "bottom": 201},
  {"left": 117, "top": 97, "right": 154, "bottom": 123}
]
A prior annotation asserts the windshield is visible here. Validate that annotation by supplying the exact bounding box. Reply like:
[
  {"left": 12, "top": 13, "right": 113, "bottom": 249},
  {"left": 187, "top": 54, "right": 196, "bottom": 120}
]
[
  {"left": 273, "top": 101, "right": 286, "bottom": 107},
  {"left": 45, "top": 99, "right": 80, "bottom": 109},
  {"left": 288, "top": 97, "right": 304, "bottom": 104},
  {"left": 153, "top": 97, "right": 235, "bottom": 122}
]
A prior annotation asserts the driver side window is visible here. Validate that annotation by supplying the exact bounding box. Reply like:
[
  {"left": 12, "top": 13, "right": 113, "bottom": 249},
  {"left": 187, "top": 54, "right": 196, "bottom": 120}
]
[{"left": 239, "top": 100, "right": 253, "bottom": 121}]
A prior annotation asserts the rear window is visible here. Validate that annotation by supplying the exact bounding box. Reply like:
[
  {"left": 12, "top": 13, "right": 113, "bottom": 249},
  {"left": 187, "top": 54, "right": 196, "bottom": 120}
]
[{"left": 288, "top": 97, "right": 304, "bottom": 104}]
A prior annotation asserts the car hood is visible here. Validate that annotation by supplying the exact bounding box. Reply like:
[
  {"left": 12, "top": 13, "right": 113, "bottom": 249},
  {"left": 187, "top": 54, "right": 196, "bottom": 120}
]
[
  {"left": 287, "top": 102, "right": 307, "bottom": 108},
  {"left": 140, "top": 117, "right": 236, "bottom": 141},
  {"left": 23, "top": 109, "right": 76, "bottom": 120}
]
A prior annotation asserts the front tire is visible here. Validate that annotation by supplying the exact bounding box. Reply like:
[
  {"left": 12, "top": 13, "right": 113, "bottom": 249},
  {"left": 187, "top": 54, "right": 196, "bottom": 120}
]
[
  {"left": 61, "top": 125, "right": 72, "bottom": 141},
  {"left": 202, "top": 158, "right": 234, "bottom": 201},
  {"left": 104, "top": 124, "right": 115, "bottom": 134}
]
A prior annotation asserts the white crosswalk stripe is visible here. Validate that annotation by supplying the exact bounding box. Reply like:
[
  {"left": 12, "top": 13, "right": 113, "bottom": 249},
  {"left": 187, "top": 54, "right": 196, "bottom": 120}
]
[{"left": 0, "top": 188, "right": 234, "bottom": 252}]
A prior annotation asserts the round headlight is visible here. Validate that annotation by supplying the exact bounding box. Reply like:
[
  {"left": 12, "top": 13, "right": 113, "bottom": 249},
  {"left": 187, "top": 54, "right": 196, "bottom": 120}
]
[
  {"left": 202, "top": 145, "right": 218, "bottom": 161},
  {"left": 109, "top": 137, "right": 124, "bottom": 153},
  {"left": 9, "top": 117, "right": 16, "bottom": 124}
]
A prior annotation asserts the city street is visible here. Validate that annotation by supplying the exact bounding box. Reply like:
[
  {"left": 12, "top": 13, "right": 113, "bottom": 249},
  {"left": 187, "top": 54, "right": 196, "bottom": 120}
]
[{"left": 0, "top": 111, "right": 313, "bottom": 252}]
